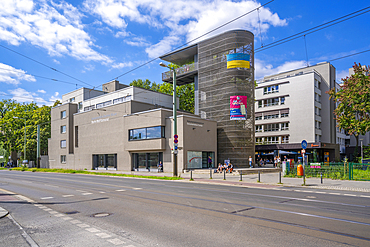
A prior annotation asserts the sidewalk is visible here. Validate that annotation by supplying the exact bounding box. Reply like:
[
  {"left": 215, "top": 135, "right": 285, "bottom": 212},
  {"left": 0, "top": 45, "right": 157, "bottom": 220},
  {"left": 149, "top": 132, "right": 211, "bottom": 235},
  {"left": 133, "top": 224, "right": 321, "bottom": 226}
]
[{"left": 88, "top": 169, "right": 370, "bottom": 193}]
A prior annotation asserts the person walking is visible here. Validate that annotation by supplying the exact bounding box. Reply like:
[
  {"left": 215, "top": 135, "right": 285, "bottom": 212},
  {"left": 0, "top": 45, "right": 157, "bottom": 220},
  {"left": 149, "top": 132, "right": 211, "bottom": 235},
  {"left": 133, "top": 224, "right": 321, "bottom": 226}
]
[
  {"left": 208, "top": 156, "right": 213, "bottom": 168},
  {"left": 249, "top": 156, "right": 253, "bottom": 168}
]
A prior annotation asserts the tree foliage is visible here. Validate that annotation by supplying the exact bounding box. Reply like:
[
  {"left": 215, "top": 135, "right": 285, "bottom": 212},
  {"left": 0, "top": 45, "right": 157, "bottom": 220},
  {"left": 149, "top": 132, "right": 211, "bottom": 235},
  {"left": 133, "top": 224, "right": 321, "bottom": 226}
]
[
  {"left": 327, "top": 63, "right": 370, "bottom": 160},
  {"left": 0, "top": 99, "right": 52, "bottom": 162},
  {"left": 130, "top": 78, "right": 195, "bottom": 113}
]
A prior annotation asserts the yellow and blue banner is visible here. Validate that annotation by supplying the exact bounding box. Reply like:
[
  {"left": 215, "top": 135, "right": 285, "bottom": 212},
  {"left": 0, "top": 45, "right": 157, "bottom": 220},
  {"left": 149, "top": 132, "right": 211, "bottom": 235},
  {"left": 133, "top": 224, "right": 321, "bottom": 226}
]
[{"left": 227, "top": 53, "right": 250, "bottom": 69}]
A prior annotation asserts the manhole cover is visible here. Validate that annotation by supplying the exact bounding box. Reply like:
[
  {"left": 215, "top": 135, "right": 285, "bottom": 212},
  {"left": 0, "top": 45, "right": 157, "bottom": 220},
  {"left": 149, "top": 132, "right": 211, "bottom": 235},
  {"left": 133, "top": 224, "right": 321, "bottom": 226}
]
[
  {"left": 92, "top": 212, "right": 111, "bottom": 218},
  {"left": 65, "top": 211, "right": 79, "bottom": 215}
]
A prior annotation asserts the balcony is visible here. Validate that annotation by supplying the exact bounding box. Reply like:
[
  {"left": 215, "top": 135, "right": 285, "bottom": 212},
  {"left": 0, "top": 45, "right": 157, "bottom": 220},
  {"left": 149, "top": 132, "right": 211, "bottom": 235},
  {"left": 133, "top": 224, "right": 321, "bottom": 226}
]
[{"left": 162, "top": 62, "right": 198, "bottom": 85}]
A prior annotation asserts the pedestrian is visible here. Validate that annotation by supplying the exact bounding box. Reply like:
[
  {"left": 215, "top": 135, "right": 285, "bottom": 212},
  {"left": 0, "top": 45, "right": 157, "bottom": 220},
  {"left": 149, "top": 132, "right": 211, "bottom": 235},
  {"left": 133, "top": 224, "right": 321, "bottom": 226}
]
[
  {"left": 249, "top": 156, "right": 253, "bottom": 168},
  {"left": 274, "top": 157, "right": 277, "bottom": 168},
  {"left": 259, "top": 158, "right": 263, "bottom": 167},
  {"left": 208, "top": 156, "right": 213, "bottom": 168},
  {"left": 157, "top": 161, "right": 163, "bottom": 172}
]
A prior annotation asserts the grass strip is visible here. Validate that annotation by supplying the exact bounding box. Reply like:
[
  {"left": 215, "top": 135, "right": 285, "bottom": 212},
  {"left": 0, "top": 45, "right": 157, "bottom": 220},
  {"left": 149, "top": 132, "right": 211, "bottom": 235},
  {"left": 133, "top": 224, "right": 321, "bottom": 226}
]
[{"left": 7, "top": 167, "right": 182, "bottom": 180}]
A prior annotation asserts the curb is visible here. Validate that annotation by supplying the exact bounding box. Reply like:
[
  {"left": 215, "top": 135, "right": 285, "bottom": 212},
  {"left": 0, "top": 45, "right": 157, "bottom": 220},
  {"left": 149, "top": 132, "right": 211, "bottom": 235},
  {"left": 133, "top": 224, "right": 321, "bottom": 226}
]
[{"left": 0, "top": 207, "right": 9, "bottom": 218}]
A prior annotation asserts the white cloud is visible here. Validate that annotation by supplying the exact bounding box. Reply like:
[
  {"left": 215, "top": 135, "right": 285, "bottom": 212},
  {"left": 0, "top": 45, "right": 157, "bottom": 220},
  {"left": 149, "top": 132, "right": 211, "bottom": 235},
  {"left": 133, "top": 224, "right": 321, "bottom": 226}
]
[
  {"left": 111, "top": 61, "right": 133, "bottom": 69},
  {"left": 53, "top": 59, "right": 60, "bottom": 64},
  {"left": 114, "top": 31, "right": 130, "bottom": 38},
  {"left": 0, "top": 0, "right": 112, "bottom": 63},
  {"left": 255, "top": 59, "right": 307, "bottom": 79},
  {"left": 125, "top": 36, "right": 150, "bottom": 47},
  {"left": 8, "top": 87, "right": 47, "bottom": 105},
  {"left": 37, "top": 89, "right": 46, "bottom": 93},
  {"left": 84, "top": 0, "right": 286, "bottom": 58},
  {"left": 0, "top": 63, "right": 36, "bottom": 85},
  {"left": 336, "top": 69, "right": 348, "bottom": 83}
]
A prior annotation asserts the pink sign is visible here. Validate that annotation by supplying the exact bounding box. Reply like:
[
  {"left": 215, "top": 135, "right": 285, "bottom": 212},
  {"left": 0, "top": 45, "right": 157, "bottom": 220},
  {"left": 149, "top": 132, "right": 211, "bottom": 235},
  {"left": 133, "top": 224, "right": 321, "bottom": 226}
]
[{"left": 230, "top": 96, "right": 247, "bottom": 120}]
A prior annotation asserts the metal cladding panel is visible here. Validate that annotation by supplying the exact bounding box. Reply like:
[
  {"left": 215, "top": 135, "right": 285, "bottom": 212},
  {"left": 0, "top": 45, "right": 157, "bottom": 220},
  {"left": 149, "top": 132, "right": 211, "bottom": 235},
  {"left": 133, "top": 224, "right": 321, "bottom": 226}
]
[{"left": 198, "top": 30, "right": 254, "bottom": 168}]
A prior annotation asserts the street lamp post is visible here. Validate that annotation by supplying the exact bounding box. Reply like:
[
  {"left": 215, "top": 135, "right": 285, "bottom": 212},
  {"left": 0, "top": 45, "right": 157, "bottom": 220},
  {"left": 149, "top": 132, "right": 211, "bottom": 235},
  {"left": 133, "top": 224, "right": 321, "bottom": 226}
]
[
  {"left": 159, "top": 62, "right": 177, "bottom": 176},
  {"left": 13, "top": 117, "right": 26, "bottom": 161},
  {"left": 360, "top": 139, "right": 363, "bottom": 163}
]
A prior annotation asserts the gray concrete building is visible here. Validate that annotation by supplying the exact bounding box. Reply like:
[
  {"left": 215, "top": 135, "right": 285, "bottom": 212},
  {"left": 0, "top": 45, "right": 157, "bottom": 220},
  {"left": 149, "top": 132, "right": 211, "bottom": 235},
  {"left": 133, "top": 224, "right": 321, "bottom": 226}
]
[
  {"left": 48, "top": 80, "right": 217, "bottom": 172},
  {"left": 254, "top": 62, "right": 340, "bottom": 162}
]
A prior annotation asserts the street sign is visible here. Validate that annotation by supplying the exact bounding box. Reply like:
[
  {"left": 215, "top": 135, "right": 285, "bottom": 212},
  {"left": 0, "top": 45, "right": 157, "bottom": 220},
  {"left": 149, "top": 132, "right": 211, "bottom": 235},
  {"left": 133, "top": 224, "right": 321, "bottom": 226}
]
[
  {"left": 301, "top": 149, "right": 306, "bottom": 154},
  {"left": 173, "top": 150, "right": 178, "bottom": 154},
  {"left": 174, "top": 134, "right": 178, "bottom": 144},
  {"left": 301, "top": 140, "right": 307, "bottom": 149}
]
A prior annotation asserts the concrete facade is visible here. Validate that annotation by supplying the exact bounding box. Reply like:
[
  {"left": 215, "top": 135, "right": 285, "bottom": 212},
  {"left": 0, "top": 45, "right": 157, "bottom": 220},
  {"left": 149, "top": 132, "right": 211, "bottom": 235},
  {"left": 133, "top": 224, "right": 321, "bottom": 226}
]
[
  {"left": 48, "top": 82, "right": 217, "bottom": 172},
  {"left": 255, "top": 62, "right": 340, "bottom": 162}
]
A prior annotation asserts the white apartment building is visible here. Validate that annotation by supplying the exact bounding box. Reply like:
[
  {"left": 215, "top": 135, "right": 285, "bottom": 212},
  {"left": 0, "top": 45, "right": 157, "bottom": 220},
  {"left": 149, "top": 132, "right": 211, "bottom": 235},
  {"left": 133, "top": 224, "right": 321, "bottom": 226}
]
[{"left": 255, "top": 62, "right": 340, "bottom": 162}]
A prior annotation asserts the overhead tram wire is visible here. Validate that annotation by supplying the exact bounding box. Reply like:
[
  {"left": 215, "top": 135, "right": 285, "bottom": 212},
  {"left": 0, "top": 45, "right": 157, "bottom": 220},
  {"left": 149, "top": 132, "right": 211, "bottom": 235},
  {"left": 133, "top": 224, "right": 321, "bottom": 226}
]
[
  {"left": 0, "top": 44, "right": 95, "bottom": 88},
  {"left": 328, "top": 49, "right": 370, "bottom": 62},
  {"left": 255, "top": 5, "right": 370, "bottom": 53},
  {"left": 108, "top": 0, "right": 275, "bottom": 82},
  {"left": 0, "top": 67, "right": 85, "bottom": 87}
]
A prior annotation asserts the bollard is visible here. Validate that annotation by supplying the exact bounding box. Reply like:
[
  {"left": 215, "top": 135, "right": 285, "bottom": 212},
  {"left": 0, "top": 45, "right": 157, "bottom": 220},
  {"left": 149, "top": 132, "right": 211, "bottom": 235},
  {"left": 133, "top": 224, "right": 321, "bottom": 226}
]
[
  {"left": 279, "top": 171, "right": 281, "bottom": 184},
  {"left": 210, "top": 169, "right": 212, "bottom": 179},
  {"left": 239, "top": 172, "right": 242, "bottom": 181},
  {"left": 320, "top": 172, "right": 323, "bottom": 184},
  {"left": 223, "top": 169, "right": 226, "bottom": 180},
  {"left": 258, "top": 171, "right": 260, "bottom": 182},
  {"left": 190, "top": 170, "right": 193, "bottom": 181}
]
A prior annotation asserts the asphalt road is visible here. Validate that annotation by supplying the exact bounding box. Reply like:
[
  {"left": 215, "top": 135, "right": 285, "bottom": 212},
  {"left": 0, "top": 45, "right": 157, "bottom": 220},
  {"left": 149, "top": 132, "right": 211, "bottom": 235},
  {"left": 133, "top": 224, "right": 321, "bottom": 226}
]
[{"left": 0, "top": 170, "right": 369, "bottom": 247}]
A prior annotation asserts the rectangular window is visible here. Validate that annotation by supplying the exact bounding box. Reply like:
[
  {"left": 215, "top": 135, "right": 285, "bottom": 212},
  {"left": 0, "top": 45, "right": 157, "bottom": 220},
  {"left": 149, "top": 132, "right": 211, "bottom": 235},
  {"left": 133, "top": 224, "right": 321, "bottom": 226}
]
[
  {"left": 61, "top": 155, "right": 66, "bottom": 163},
  {"left": 61, "top": 125, "right": 66, "bottom": 134},
  {"left": 255, "top": 125, "right": 262, "bottom": 132},
  {"left": 70, "top": 97, "right": 75, "bottom": 102},
  {"left": 281, "top": 136, "right": 289, "bottom": 143},
  {"left": 264, "top": 124, "right": 279, "bottom": 132},
  {"left": 280, "top": 96, "right": 285, "bottom": 105},
  {"left": 256, "top": 137, "right": 263, "bottom": 144},
  {"left": 264, "top": 113, "right": 279, "bottom": 120},
  {"left": 75, "top": 126, "right": 78, "bottom": 148},
  {"left": 129, "top": 126, "right": 165, "bottom": 141},
  {"left": 84, "top": 105, "right": 95, "bottom": 111},
  {"left": 258, "top": 100, "right": 262, "bottom": 108},
  {"left": 60, "top": 140, "right": 66, "bottom": 148},
  {"left": 78, "top": 102, "right": 83, "bottom": 110},
  {"left": 61, "top": 110, "right": 66, "bottom": 119},
  {"left": 266, "top": 136, "right": 279, "bottom": 144},
  {"left": 281, "top": 122, "right": 289, "bottom": 130},
  {"left": 281, "top": 112, "right": 289, "bottom": 118}
]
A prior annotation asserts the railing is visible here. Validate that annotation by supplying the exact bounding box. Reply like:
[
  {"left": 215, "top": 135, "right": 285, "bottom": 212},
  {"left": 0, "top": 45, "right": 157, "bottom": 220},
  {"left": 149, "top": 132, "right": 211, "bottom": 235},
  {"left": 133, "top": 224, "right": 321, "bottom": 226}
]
[
  {"left": 285, "top": 162, "right": 370, "bottom": 181},
  {"left": 162, "top": 62, "right": 198, "bottom": 81}
]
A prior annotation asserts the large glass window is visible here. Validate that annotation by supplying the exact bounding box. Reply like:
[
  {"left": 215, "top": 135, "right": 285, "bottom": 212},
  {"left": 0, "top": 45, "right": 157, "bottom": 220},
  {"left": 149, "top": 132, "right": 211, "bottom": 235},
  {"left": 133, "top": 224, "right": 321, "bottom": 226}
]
[
  {"left": 255, "top": 125, "right": 262, "bottom": 132},
  {"left": 263, "top": 85, "right": 279, "bottom": 95},
  {"left": 61, "top": 125, "right": 66, "bottom": 134},
  {"left": 129, "top": 126, "right": 164, "bottom": 140},
  {"left": 61, "top": 110, "right": 66, "bottom": 119},
  {"left": 281, "top": 136, "right": 289, "bottom": 143},
  {"left": 281, "top": 122, "right": 289, "bottom": 130},
  {"left": 264, "top": 124, "right": 279, "bottom": 132},
  {"left": 258, "top": 100, "right": 263, "bottom": 108},
  {"left": 61, "top": 155, "right": 66, "bottom": 163}
]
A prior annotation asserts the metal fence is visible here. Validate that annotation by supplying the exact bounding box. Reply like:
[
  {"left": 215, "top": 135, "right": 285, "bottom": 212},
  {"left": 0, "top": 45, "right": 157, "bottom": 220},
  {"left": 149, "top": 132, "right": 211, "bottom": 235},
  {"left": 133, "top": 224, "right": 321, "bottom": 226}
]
[{"left": 286, "top": 162, "right": 370, "bottom": 181}]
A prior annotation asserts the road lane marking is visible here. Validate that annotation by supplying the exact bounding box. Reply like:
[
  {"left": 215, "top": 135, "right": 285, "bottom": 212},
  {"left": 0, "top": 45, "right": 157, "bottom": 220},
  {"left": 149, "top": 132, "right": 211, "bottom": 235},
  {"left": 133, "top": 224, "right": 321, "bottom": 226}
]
[
  {"left": 107, "top": 238, "right": 125, "bottom": 245},
  {"left": 96, "top": 233, "right": 111, "bottom": 239},
  {"left": 344, "top": 194, "right": 357, "bottom": 197},
  {"left": 76, "top": 190, "right": 87, "bottom": 192},
  {"left": 34, "top": 204, "right": 42, "bottom": 206},
  {"left": 43, "top": 208, "right": 52, "bottom": 211},
  {"left": 48, "top": 211, "right": 58, "bottom": 214},
  {"left": 38, "top": 206, "right": 47, "bottom": 209},
  {"left": 77, "top": 223, "right": 90, "bottom": 228},
  {"left": 82, "top": 193, "right": 92, "bottom": 195},
  {"left": 40, "top": 197, "right": 53, "bottom": 200},
  {"left": 314, "top": 191, "right": 326, "bottom": 194},
  {"left": 360, "top": 195, "right": 370, "bottom": 198},
  {"left": 133, "top": 188, "right": 142, "bottom": 190},
  {"left": 99, "top": 191, "right": 106, "bottom": 193},
  {"left": 301, "top": 190, "right": 313, "bottom": 193},
  {"left": 86, "top": 228, "right": 100, "bottom": 233},
  {"left": 61, "top": 217, "right": 73, "bottom": 220},
  {"left": 115, "top": 189, "right": 126, "bottom": 192},
  {"left": 328, "top": 193, "right": 340, "bottom": 195},
  {"left": 70, "top": 220, "right": 82, "bottom": 224},
  {"left": 62, "top": 195, "right": 74, "bottom": 197},
  {"left": 54, "top": 214, "right": 65, "bottom": 217}
]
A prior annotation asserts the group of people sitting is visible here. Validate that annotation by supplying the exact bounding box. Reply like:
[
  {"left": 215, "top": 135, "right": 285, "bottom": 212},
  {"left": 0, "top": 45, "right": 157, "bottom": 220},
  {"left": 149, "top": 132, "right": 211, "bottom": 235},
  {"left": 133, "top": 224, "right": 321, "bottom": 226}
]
[{"left": 216, "top": 162, "right": 233, "bottom": 173}]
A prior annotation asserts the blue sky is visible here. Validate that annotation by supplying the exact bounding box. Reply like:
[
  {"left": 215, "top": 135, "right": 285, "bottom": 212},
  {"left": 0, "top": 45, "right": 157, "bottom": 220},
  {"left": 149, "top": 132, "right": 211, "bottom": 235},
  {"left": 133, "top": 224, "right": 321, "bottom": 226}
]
[{"left": 0, "top": 0, "right": 369, "bottom": 106}]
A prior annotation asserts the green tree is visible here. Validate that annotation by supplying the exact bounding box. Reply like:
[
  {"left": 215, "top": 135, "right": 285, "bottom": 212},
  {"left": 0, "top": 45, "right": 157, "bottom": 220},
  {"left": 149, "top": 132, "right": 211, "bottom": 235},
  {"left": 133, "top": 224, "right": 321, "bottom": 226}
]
[
  {"left": 130, "top": 79, "right": 160, "bottom": 91},
  {"left": 327, "top": 63, "right": 370, "bottom": 161}
]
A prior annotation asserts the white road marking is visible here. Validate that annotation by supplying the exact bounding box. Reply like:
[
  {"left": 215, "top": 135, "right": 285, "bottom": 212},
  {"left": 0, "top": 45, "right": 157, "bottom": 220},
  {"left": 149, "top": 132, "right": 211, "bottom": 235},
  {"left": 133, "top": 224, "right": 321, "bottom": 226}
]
[
  {"left": 293, "top": 190, "right": 302, "bottom": 192},
  {"left": 107, "top": 238, "right": 125, "bottom": 245},
  {"left": 38, "top": 206, "right": 47, "bottom": 209},
  {"left": 61, "top": 217, "right": 73, "bottom": 220},
  {"left": 54, "top": 214, "right": 65, "bottom": 217},
  {"left": 344, "top": 194, "right": 357, "bottom": 197},
  {"left": 314, "top": 191, "right": 326, "bottom": 194},
  {"left": 76, "top": 190, "right": 87, "bottom": 192},
  {"left": 115, "top": 189, "right": 126, "bottom": 192},
  {"left": 34, "top": 204, "right": 42, "bottom": 207},
  {"left": 40, "top": 197, "right": 53, "bottom": 200},
  {"left": 48, "top": 211, "right": 58, "bottom": 214},
  {"left": 133, "top": 188, "right": 142, "bottom": 190},
  {"left": 62, "top": 195, "right": 74, "bottom": 197},
  {"left": 96, "top": 233, "right": 111, "bottom": 239},
  {"left": 70, "top": 220, "right": 82, "bottom": 224},
  {"left": 301, "top": 190, "right": 313, "bottom": 193},
  {"left": 77, "top": 223, "right": 90, "bottom": 228},
  {"left": 360, "top": 195, "right": 370, "bottom": 198},
  {"left": 43, "top": 208, "right": 52, "bottom": 211},
  {"left": 82, "top": 193, "right": 92, "bottom": 195},
  {"left": 99, "top": 191, "right": 106, "bottom": 193},
  {"left": 329, "top": 193, "right": 341, "bottom": 195},
  {"left": 86, "top": 228, "right": 100, "bottom": 233}
]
